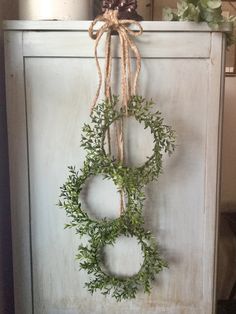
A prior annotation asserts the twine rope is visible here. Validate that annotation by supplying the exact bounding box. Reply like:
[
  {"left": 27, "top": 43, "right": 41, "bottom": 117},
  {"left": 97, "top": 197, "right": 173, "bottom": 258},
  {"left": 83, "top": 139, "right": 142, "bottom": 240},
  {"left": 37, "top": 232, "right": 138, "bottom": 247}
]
[
  {"left": 89, "top": 9, "right": 143, "bottom": 213},
  {"left": 89, "top": 9, "right": 143, "bottom": 110}
]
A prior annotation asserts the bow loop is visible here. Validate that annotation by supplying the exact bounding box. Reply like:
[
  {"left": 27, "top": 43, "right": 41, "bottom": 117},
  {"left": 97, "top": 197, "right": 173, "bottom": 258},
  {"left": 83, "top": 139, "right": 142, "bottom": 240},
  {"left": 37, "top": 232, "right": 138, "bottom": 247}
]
[{"left": 89, "top": 9, "right": 143, "bottom": 110}]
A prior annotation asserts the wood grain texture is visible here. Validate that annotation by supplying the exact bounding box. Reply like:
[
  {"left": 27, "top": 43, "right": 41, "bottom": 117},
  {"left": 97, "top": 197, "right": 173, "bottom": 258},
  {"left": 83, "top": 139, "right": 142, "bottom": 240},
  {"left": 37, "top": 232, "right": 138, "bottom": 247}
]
[
  {"left": 3, "top": 20, "right": 233, "bottom": 32},
  {"left": 4, "top": 23, "right": 226, "bottom": 314},
  {"left": 22, "top": 31, "right": 211, "bottom": 58},
  {"left": 4, "top": 31, "right": 33, "bottom": 314},
  {"left": 202, "top": 32, "right": 226, "bottom": 313},
  {"left": 0, "top": 1, "right": 17, "bottom": 313}
]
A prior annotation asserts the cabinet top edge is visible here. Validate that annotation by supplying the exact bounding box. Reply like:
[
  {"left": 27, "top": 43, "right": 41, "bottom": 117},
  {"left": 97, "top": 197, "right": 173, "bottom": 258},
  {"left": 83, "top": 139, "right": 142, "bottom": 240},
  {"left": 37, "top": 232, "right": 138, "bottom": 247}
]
[{"left": 2, "top": 20, "right": 232, "bottom": 32}]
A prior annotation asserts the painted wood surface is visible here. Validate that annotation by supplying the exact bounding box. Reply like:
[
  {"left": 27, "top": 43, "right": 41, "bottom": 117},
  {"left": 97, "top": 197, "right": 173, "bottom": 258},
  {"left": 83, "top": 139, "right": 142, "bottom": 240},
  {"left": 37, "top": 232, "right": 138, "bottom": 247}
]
[
  {"left": 4, "top": 23, "right": 225, "bottom": 314},
  {"left": 4, "top": 31, "right": 33, "bottom": 314},
  {"left": 3, "top": 20, "right": 233, "bottom": 32},
  {"left": 22, "top": 31, "right": 211, "bottom": 58},
  {"left": 0, "top": 1, "right": 17, "bottom": 312}
]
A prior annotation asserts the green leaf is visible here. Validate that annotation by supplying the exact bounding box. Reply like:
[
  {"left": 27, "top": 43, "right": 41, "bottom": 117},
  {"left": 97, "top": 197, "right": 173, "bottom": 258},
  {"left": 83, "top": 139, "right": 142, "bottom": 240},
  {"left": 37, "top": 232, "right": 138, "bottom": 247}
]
[{"left": 207, "top": 0, "right": 222, "bottom": 9}]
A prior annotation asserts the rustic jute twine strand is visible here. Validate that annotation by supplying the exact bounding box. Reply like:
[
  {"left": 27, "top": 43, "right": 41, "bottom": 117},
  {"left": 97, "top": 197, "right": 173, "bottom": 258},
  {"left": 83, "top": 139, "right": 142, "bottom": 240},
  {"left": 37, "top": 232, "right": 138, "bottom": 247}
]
[{"left": 89, "top": 9, "right": 143, "bottom": 214}]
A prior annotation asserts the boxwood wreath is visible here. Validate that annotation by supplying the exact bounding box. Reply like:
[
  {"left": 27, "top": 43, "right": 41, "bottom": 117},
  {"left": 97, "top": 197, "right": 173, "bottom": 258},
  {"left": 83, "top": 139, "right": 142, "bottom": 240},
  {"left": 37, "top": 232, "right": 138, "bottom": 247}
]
[
  {"left": 59, "top": 9, "right": 176, "bottom": 301},
  {"left": 59, "top": 96, "right": 175, "bottom": 300}
]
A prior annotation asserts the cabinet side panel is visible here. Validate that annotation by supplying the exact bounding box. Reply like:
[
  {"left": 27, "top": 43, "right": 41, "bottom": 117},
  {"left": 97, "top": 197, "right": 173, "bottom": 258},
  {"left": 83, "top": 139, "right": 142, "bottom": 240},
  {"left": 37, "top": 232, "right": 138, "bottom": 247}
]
[
  {"left": 203, "top": 33, "right": 226, "bottom": 314},
  {"left": 4, "top": 31, "right": 33, "bottom": 314}
]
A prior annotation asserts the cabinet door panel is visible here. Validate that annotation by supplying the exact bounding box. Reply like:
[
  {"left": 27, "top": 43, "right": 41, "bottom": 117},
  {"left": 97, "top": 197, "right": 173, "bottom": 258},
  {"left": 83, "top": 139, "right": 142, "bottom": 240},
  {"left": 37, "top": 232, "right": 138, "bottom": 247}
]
[{"left": 24, "top": 55, "right": 211, "bottom": 314}]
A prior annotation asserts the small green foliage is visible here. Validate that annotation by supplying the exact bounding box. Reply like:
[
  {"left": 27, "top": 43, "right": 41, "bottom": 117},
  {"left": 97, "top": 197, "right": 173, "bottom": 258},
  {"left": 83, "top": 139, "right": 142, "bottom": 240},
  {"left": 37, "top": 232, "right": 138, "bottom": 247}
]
[
  {"left": 163, "top": 0, "right": 236, "bottom": 46},
  {"left": 59, "top": 95, "right": 175, "bottom": 301},
  {"left": 78, "top": 231, "right": 168, "bottom": 301}
]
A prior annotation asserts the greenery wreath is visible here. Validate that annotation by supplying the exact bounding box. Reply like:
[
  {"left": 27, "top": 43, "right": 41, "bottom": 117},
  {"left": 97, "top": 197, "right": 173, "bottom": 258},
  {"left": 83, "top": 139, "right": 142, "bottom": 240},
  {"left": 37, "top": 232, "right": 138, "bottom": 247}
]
[
  {"left": 59, "top": 95, "right": 175, "bottom": 300},
  {"left": 59, "top": 96, "right": 175, "bottom": 234},
  {"left": 81, "top": 95, "right": 175, "bottom": 185},
  {"left": 78, "top": 228, "right": 167, "bottom": 301},
  {"left": 59, "top": 165, "right": 146, "bottom": 237}
]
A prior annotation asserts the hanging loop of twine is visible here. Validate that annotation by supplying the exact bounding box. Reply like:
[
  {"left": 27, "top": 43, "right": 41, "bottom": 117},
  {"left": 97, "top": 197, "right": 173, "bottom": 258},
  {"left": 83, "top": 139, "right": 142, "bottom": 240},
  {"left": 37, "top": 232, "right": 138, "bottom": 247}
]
[
  {"left": 88, "top": 10, "right": 143, "bottom": 214},
  {"left": 88, "top": 9, "right": 143, "bottom": 111}
]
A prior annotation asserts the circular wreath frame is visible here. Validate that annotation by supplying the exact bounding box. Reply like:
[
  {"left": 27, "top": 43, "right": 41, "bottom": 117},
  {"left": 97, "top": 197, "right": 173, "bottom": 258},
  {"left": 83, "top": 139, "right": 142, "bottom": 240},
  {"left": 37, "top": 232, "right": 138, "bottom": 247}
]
[
  {"left": 78, "top": 228, "right": 168, "bottom": 301},
  {"left": 59, "top": 165, "right": 145, "bottom": 237},
  {"left": 81, "top": 95, "right": 175, "bottom": 187}
]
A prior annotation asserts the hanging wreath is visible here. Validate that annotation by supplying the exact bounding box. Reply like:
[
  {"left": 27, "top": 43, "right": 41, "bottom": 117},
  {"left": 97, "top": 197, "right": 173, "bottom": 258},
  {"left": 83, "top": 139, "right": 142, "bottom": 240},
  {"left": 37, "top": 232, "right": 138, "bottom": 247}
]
[
  {"left": 78, "top": 229, "right": 167, "bottom": 301},
  {"left": 59, "top": 8, "right": 176, "bottom": 301},
  {"left": 60, "top": 95, "right": 175, "bottom": 237},
  {"left": 59, "top": 95, "right": 175, "bottom": 300}
]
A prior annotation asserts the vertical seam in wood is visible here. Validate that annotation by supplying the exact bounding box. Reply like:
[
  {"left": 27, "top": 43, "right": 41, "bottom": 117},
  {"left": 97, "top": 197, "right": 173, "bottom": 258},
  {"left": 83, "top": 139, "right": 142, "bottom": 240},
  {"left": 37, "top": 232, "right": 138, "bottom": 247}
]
[
  {"left": 202, "top": 31, "right": 223, "bottom": 314},
  {"left": 23, "top": 55, "right": 35, "bottom": 314},
  {"left": 201, "top": 32, "right": 212, "bottom": 312},
  {"left": 209, "top": 31, "right": 213, "bottom": 59},
  {"left": 209, "top": 32, "right": 218, "bottom": 314},
  {"left": 212, "top": 33, "right": 226, "bottom": 314},
  {"left": 5, "top": 30, "right": 33, "bottom": 314}
]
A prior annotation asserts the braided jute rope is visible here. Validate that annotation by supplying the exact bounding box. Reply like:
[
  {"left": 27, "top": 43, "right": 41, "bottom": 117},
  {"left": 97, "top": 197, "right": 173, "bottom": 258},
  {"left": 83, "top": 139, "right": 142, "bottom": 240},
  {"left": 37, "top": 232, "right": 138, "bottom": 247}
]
[{"left": 88, "top": 9, "right": 143, "bottom": 213}]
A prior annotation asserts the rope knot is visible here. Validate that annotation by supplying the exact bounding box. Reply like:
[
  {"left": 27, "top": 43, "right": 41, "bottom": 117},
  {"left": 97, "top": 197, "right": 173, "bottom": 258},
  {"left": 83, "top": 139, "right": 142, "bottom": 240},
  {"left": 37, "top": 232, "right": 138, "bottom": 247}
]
[
  {"left": 88, "top": 9, "right": 143, "bottom": 110},
  {"left": 103, "top": 9, "right": 120, "bottom": 29}
]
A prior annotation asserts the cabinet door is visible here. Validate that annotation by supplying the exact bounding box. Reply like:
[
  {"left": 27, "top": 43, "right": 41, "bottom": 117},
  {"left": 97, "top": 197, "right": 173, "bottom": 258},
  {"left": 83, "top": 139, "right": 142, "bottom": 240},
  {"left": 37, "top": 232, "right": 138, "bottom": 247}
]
[{"left": 5, "top": 30, "right": 225, "bottom": 314}]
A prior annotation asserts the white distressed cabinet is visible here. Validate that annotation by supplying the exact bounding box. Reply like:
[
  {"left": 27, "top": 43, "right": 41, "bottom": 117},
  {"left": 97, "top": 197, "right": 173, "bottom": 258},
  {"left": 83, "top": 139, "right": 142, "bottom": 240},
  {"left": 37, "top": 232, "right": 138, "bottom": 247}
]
[{"left": 4, "top": 21, "right": 228, "bottom": 314}]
